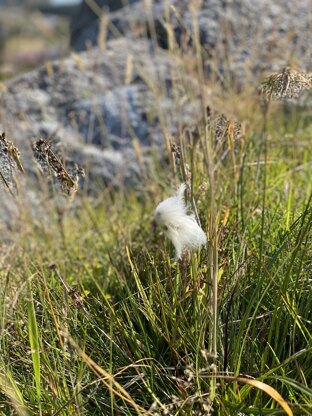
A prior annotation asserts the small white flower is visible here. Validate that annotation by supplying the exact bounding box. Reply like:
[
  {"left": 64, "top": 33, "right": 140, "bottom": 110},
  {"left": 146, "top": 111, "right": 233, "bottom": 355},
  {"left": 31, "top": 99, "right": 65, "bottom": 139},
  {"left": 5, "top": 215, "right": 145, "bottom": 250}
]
[{"left": 154, "top": 183, "right": 207, "bottom": 259}]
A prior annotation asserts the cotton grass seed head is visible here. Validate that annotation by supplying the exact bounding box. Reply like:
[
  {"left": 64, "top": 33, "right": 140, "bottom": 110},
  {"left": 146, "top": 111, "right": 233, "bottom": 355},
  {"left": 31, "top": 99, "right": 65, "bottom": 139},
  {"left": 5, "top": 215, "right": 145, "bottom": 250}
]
[{"left": 154, "top": 183, "right": 207, "bottom": 259}]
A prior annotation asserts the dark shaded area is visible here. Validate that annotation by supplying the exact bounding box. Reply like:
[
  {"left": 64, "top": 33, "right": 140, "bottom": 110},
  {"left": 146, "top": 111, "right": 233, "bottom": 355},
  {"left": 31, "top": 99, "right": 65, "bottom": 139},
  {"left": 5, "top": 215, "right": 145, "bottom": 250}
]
[{"left": 70, "top": 0, "right": 139, "bottom": 51}]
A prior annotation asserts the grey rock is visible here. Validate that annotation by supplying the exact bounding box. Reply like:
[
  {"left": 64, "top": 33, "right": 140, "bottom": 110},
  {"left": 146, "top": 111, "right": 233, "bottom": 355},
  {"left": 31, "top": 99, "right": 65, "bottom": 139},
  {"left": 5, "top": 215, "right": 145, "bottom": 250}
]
[
  {"left": 0, "top": 38, "right": 201, "bottom": 194},
  {"left": 1, "top": 0, "right": 310, "bottom": 225},
  {"left": 70, "top": 0, "right": 311, "bottom": 83}
]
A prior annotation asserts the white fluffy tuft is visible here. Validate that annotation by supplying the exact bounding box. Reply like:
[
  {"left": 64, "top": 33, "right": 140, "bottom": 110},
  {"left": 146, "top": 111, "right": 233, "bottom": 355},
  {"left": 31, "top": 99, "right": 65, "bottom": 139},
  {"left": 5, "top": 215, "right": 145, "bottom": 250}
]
[{"left": 154, "top": 183, "right": 207, "bottom": 259}]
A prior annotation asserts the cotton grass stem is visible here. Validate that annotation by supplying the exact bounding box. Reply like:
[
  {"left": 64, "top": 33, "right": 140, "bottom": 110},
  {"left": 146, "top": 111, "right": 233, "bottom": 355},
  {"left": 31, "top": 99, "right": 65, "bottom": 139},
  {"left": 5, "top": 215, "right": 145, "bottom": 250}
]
[{"left": 201, "top": 116, "right": 219, "bottom": 402}]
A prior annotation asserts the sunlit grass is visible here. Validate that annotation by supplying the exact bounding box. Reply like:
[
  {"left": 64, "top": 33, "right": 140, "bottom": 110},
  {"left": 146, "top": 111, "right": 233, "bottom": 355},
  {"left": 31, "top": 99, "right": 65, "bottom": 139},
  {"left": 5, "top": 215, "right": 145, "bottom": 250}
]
[{"left": 0, "top": 96, "right": 311, "bottom": 415}]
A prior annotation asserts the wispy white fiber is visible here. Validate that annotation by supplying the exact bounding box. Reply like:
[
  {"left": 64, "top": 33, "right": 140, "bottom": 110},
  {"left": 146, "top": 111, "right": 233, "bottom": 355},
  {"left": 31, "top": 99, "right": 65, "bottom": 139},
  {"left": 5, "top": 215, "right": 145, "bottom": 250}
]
[{"left": 154, "top": 183, "right": 207, "bottom": 259}]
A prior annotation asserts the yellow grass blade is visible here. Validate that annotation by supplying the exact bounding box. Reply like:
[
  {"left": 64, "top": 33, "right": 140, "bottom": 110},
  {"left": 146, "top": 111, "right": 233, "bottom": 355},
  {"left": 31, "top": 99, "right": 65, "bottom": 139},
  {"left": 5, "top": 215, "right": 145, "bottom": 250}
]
[
  {"left": 209, "top": 375, "right": 293, "bottom": 415},
  {"left": 64, "top": 334, "right": 146, "bottom": 415}
]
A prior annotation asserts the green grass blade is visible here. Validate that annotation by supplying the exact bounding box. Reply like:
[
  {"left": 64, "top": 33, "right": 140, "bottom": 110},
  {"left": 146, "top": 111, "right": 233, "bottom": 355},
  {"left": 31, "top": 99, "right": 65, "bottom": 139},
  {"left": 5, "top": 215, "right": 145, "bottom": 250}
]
[{"left": 27, "top": 286, "right": 42, "bottom": 415}]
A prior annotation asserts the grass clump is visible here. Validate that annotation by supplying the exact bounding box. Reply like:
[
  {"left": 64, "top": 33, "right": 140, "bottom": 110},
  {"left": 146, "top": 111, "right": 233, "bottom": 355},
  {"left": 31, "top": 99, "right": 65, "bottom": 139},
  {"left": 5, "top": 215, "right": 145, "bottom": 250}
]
[{"left": 0, "top": 89, "right": 311, "bottom": 415}]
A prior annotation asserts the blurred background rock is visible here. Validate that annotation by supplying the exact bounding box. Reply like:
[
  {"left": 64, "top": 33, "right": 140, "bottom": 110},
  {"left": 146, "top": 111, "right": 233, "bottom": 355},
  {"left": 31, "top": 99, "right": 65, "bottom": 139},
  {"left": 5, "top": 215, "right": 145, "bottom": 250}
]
[{"left": 0, "top": 0, "right": 310, "bottom": 218}]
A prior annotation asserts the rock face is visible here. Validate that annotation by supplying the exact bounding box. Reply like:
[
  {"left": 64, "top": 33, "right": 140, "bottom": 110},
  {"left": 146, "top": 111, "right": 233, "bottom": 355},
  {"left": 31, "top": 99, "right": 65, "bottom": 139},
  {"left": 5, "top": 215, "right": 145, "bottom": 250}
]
[
  {"left": 0, "top": 37, "right": 201, "bottom": 191},
  {"left": 0, "top": 0, "right": 311, "bottom": 223},
  {"left": 71, "top": 0, "right": 311, "bottom": 83}
]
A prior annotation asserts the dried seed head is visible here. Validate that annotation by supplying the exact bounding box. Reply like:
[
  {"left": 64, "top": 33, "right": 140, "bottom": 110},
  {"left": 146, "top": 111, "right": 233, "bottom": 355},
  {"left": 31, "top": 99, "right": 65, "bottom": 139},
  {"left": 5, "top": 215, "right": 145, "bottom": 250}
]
[
  {"left": 32, "top": 137, "right": 84, "bottom": 199},
  {"left": 205, "top": 108, "right": 242, "bottom": 149},
  {"left": 0, "top": 132, "right": 24, "bottom": 193},
  {"left": 186, "top": 105, "right": 243, "bottom": 157},
  {"left": 259, "top": 67, "right": 312, "bottom": 100}
]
